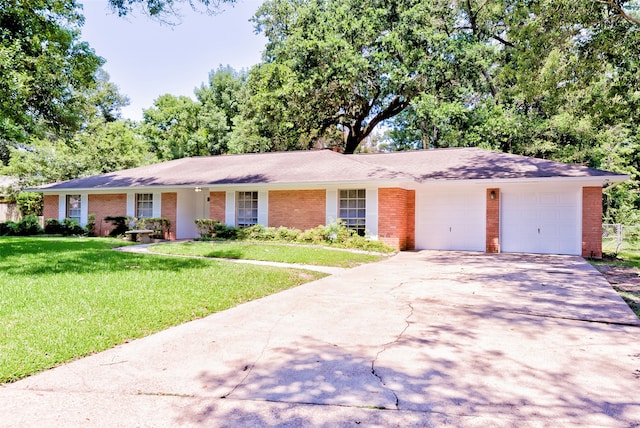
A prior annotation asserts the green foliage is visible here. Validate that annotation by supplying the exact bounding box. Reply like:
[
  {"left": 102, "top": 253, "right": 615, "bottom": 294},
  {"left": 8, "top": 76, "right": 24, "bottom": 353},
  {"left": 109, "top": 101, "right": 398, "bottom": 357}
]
[
  {"left": 62, "top": 218, "right": 85, "bottom": 236},
  {"left": 15, "top": 192, "right": 43, "bottom": 216},
  {"left": 194, "top": 219, "right": 394, "bottom": 253},
  {"left": 9, "top": 215, "right": 43, "bottom": 236},
  {"left": 0, "top": 236, "right": 319, "bottom": 382},
  {"left": 249, "top": 0, "right": 458, "bottom": 153},
  {"left": 44, "top": 218, "right": 87, "bottom": 236},
  {"left": 86, "top": 214, "right": 96, "bottom": 237},
  {"left": 104, "top": 215, "right": 131, "bottom": 236},
  {"left": 44, "top": 218, "right": 65, "bottom": 235},
  {"left": 135, "top": 217, "right": 171, "bottom": 239},
  {"left": 3, "top": 70, "right": 153, "bottom": 191},
  {"left": 0, "top": 222, "right": 11, "bottom": 236},
  {"left": 0, "top": 0, "right": 103, "bottom": 144},
  {"left": 195, "top": 218, "right": 237, "bottom": 239},
  {"left": 142, "top": 67, "right": 246, "bottom": 160}
]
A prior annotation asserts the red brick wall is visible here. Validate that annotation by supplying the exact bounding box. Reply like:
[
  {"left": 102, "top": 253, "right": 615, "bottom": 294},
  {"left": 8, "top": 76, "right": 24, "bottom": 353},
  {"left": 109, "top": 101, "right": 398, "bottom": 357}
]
[
  {"left": 88, "top": 194, "right": 127, "bottom": 236},
  {"left": 379, "top": 188, "right": 413, "bottom": 250},
  {"left": 268, "top": 190, "right": 326, "bottom": 230},
  {"left": 582, "top": 186, "right": 603, "bottom": 259},
  {"left": 42, "top": 195, "right": 60, "bottom": 220},
  {"left": 161, "top": 192, "right": 177, "bottom": 240},
  {"left": 486, "top": 188, "right": 500, "bottom": 253},
  {"left": 209, "top": 191, "right": 226, "bottom": 223},
  {"left": 43, "top": 195, "right": 59, "bottom": 220}
]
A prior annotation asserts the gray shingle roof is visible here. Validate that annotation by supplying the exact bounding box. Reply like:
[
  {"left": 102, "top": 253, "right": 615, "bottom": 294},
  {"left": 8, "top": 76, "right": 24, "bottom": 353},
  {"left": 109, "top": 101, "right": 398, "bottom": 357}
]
[
  {"left": 36, "top": 148, "right": 626, "bottom": 191},
  {"left": 353, "top": 148, "right": 620, "bottom": 180}
]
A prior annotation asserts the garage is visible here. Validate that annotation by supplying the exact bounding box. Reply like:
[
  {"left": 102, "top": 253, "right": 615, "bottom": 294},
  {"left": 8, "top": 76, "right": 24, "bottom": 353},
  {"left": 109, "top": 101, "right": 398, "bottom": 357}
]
[
  {"left": 415, "top": 187, "right": 486, "bottom": 251},
  {"left": 501, "top": 185, "right": 581, "bottom": 255}
]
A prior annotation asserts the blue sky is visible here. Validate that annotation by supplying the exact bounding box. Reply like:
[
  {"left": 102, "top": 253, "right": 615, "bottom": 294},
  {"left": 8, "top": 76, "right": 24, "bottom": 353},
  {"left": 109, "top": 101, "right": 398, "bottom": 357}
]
[{"left": 80, "top": 0, "right": 266, "bottom": 121}]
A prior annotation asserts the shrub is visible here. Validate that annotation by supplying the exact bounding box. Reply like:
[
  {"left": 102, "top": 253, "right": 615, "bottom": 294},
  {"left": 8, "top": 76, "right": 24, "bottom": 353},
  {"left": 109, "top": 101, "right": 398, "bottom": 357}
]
[
  {"left": 62, "top": 218, "right": 85, "bottom": 236},
  {"left": 13, "top": 215, "right": 43, "bottom": 236},
  {"left": 195, "top": 219, "right": 238, "bottom": 240},
  {"left": 195, "top": 218, "right": 218, "bottom": 239},
  {"left": 104, "top": 215, "right": 131, "bottom": 236},
  {"left": 0, "top": 222, "right": 11, "bottom": 236},
  {"left": 15, "top": 192, "right": 43, "bottom": 217},
  {"left": 136, "top": 217, "right": 171, "bottom": 239},
  {"left": 213, "top": 223, "right": 238, "bottom": 239},
  {"left": 86, "top": 214, "right": 96, "bottom": 237},
  {"left": 237, "top": 224, "right": 268, "bottom": 241},
  {"left": 44, "top": 218, "right": 64, "bottom": 235},
  {"left": 191, "top": 219, "right": 393, "bottom": 252}
]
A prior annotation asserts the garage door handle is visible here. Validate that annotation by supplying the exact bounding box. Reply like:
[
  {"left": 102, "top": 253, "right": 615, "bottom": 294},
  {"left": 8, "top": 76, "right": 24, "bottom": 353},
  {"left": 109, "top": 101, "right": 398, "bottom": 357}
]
[
  {"left": 449, "top": 227, "right": 452, "bottom": 232},
  {"left": 537, "top": 228, "right": 540, "bottom": 234}
]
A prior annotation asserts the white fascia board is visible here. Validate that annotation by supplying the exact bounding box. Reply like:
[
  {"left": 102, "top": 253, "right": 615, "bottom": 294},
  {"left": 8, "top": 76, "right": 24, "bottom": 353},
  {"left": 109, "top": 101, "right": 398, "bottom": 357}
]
[{"left": 411, "top": 175, "right": 629, "bottom": 187}]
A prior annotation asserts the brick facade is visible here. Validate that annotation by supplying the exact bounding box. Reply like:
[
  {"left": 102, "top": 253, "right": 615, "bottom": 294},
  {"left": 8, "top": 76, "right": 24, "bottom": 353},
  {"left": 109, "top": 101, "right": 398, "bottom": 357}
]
[
  {"left": 486, "top": 188, "right": 500, "bottom": 253},
  {"left": 161, "top": 192, "right": 177, "bottom": 240},
  {"left": 88, "top": 194, "right": 127, "bottom": 236},
  {"left": 268, "top": 190, "right": 326, "bottom": 230},
  {"left": 582, "top": 186, "right": 603, "bottom": 259},
  {"left": 209, "top": 191, "right": 226, "bottom": 223},
  {"left": 43, "top": 195, "right": 59, "bottom": 220},
  {"left": 378, "top": 188, "right": 415, "bottom": 250}
]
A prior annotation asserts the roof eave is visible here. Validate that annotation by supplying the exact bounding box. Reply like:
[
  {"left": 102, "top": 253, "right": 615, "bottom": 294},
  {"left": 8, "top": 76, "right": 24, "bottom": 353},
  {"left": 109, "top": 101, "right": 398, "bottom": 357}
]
[{"left": 414, "top": 175, "right": 629, "bottom": 185}]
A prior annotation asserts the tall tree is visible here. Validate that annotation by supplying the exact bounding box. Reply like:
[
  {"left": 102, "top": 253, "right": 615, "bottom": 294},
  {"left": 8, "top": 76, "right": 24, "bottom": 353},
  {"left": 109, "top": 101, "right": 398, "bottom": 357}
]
[
  {"left": 0, "top": 0, "right": 103, "bottom": 143},
  {"left": 195, "top": 65, "right": 246, "bottom": 154},
  {"left": 251, "top": 0, "right": 478, "bottom": 154}
]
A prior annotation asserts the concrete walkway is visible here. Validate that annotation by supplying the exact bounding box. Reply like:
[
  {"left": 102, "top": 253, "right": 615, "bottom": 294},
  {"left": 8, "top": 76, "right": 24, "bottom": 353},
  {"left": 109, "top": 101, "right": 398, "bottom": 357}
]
[{"left": 1, "top": 251, "right": 639, "bottom": 427}]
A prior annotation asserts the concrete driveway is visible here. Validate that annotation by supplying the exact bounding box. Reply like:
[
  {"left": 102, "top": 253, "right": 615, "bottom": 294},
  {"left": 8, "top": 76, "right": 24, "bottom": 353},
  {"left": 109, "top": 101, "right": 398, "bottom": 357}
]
[{"left": 2, "top": 251, "right": 639, "bottom": 427}]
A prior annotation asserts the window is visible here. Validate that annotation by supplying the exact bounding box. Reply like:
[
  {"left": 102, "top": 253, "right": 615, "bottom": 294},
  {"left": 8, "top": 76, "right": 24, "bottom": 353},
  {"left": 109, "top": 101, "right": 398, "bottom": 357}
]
[
  {"left": 136, "top": 193, "right": 153, "bottom": 218},
  {"left": 339, "top": 189, "right": 366, "bottom": 236},
  {"left": 236, "top": 191, "right": 258, "bottom": 227},
  {"left": 66, "top": 195, "right": 81, "bottom": 223}
]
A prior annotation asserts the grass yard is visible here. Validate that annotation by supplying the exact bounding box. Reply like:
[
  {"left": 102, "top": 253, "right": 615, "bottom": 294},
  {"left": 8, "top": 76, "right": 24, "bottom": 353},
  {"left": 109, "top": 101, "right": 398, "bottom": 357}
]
[
  {"left": 592, "top": 247, "right": 640, "bottom": 319},
  {"left": 147, "top": 241, "right": 390, "bottom": 267},
  {"left": 0, "top": 237, "right": 325, "bottom": 383}
]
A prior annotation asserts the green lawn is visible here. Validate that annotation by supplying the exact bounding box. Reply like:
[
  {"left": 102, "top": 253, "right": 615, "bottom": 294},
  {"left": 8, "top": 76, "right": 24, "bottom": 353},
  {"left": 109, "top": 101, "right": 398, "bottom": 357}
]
[
  {"left": 592, "top": 246, "right": 640, "bottom": 319},
  {"left": 0, "top": 237, "right": 325, "bottom": 383},
  {"left": 148, "top": 241, "right": 389, "bottom": 267}
]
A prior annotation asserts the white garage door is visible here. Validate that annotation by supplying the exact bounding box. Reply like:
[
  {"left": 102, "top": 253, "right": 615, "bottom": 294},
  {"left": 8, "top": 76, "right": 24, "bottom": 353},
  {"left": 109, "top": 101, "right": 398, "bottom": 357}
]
[
  {"left": 501, "top": 188, "right": 580, "bottom": 255},
  {"left": 415, "top": 188, "right": 486, "bottom": 251}
]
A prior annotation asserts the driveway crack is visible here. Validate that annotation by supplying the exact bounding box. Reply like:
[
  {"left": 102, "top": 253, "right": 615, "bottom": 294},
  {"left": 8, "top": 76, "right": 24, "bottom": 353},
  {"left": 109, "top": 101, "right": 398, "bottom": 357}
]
[
  {"left": 370, "top": 300, "right": 414, "bottom": 409},
  {"left": 220, "top": 311, "right": 289, "bottom": 399}
]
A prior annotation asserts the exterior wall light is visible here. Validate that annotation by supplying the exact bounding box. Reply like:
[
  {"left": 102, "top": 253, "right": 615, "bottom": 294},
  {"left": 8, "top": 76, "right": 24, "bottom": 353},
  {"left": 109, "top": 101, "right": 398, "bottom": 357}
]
[
  {"left": 490, "top": 190, "right": 496, "bottom": 200},
  {"left": 194, "top": 187, "right": 202, "bottom": 192}
]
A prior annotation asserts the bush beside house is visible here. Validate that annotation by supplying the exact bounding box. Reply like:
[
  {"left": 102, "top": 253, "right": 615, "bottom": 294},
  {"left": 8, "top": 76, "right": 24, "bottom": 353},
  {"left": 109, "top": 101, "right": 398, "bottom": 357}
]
[{"left": 195, "top": 219, "right": 395, "bottom": 253}]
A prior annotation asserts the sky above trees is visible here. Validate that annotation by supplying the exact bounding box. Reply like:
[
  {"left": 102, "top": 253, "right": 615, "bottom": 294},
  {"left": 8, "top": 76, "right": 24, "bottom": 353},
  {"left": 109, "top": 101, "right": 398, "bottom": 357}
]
[{"left": 80, "top": 0, "right": 265, "bottom": 120}]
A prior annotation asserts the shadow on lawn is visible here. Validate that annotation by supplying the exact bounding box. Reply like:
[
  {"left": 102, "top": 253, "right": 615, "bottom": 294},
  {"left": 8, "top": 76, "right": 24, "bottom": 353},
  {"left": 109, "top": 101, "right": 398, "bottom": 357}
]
[{"left": 0, "top": 237, "right": 213, "bottom": 275}]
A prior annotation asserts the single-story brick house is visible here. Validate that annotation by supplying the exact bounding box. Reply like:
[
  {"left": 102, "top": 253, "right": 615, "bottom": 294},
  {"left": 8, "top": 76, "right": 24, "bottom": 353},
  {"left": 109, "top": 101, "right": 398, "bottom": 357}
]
[{"left": 34, "top": 148, "right": 628, "bottom": 257}]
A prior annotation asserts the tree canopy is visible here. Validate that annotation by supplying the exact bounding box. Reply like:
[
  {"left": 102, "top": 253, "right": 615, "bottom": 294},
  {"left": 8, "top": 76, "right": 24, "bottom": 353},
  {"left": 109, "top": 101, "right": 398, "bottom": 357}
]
[{"left": 0, "top": 0, "right": 103, "bottom": 143}]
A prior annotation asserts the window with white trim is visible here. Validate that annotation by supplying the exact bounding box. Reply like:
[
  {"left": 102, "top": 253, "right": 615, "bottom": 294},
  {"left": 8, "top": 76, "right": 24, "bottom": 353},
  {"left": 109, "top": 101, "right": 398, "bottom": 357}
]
[
  {"left": 236, "top": 191, "right": 258, "bottom": 227},
  {"left": 66, "top": 195, "right": 81, "bottom": 223},
  {"left": 339, "top": 189, "right": 366, "bottom": 236},
  {"left": 136, "top": 193, "right": 153, "bottom": 218}
]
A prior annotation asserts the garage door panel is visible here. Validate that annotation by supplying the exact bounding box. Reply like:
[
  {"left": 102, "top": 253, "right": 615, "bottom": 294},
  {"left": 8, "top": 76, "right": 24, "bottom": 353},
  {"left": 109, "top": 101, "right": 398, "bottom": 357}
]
[
  {"left": 502, "top": 188, "right": 580, "bottom": 255},
  {"left": 416, "top": 189, "right": 485, "bottom": 251}
]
